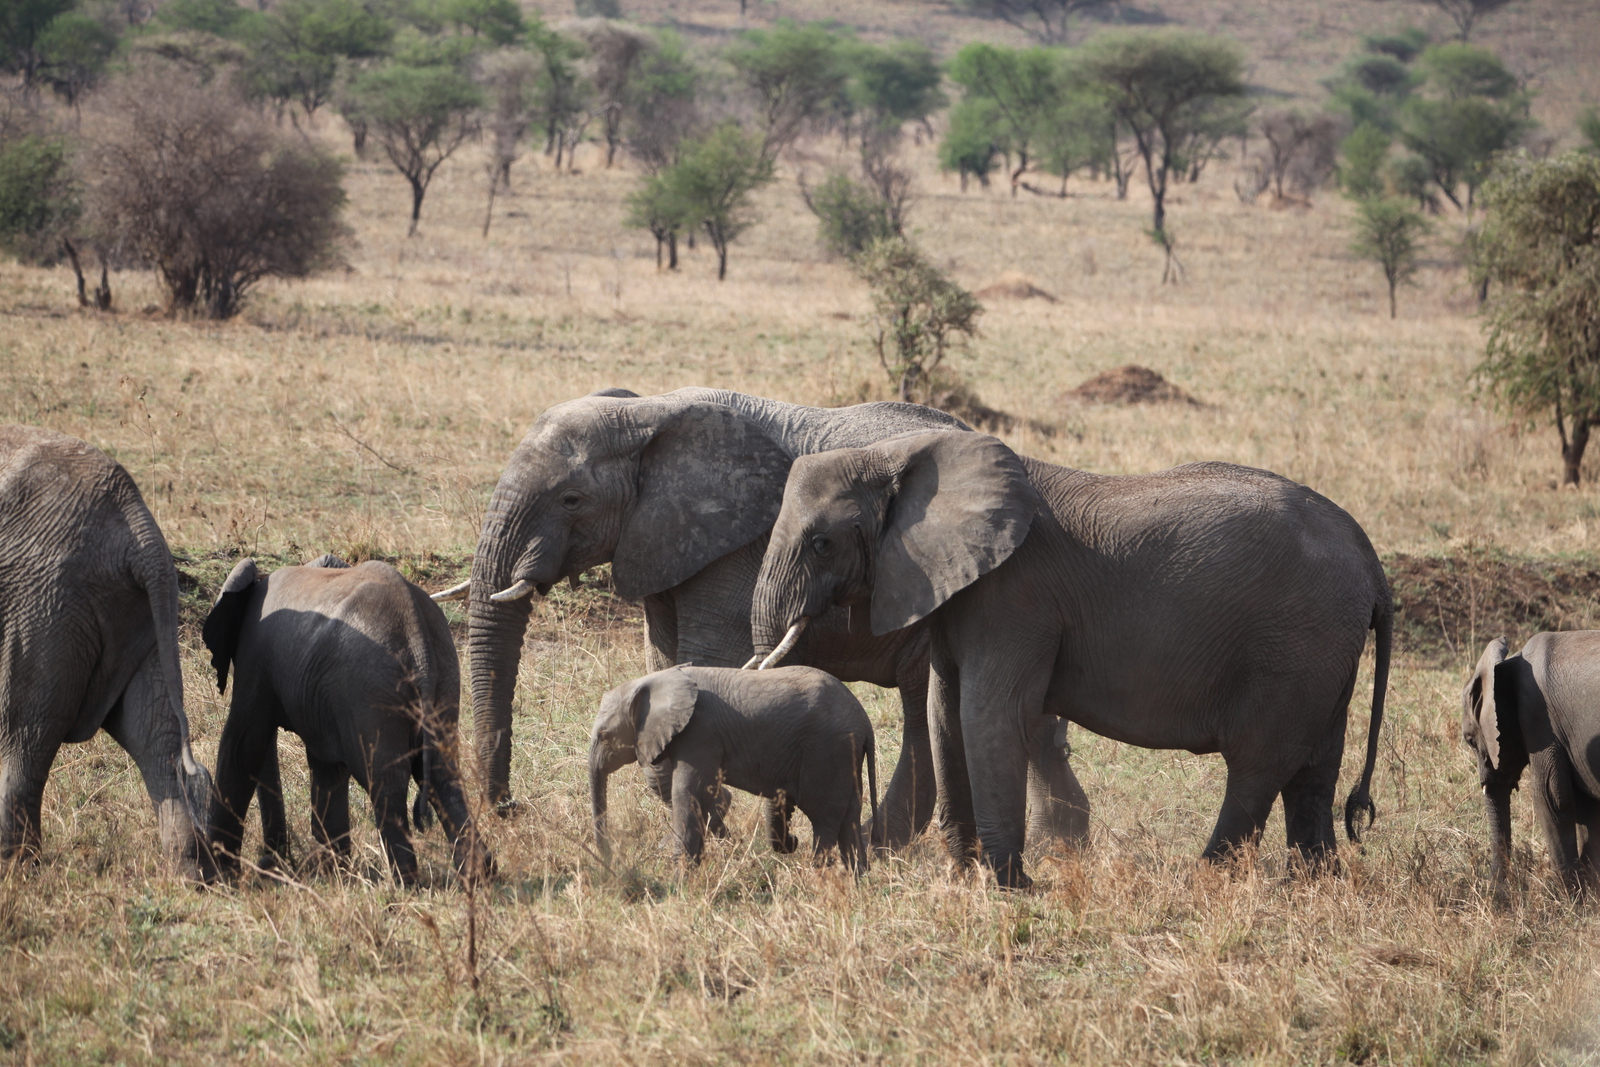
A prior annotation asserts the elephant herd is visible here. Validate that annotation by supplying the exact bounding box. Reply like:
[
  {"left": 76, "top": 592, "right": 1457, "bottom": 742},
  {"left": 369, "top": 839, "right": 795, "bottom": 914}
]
[{"left": 3, "top": 387, "right": 1598, "bottom": 895}]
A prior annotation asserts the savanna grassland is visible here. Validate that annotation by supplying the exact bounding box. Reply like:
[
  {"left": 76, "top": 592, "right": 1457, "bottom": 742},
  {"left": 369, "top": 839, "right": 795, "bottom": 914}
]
[{"left": 4, "top": 0, "right": 1600, "bottom": 1062}]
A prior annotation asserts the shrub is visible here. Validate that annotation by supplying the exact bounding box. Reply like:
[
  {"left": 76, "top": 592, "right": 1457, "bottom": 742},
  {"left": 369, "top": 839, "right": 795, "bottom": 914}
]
[
  {"left": 802, "top": 170, "right": 898, "bottom": 259},
  {"left": 82, "top": 65, "right": 347, "bottom": 319},
  {"left": 854, "top": 236, "right": 983, "bottom": 403},
  {"left": 1349, "top": 196, "right": 1430, "bottom": 319}
]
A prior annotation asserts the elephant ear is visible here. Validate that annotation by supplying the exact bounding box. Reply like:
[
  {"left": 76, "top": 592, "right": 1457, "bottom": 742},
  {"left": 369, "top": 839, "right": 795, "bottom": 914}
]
[
  {"left": 870, "top": 432, "right": 1041, "bottom": 635},
  {"left": 1470, "top": 636, "right": 1510, "bottom": 769},
  {"left": 613, "top": 402, "right": 792, "bottom": 599},
  {"left": 633, "top": 668, "right": 699, "bottom": 766},
  {"left": 305, "top": 553, "right": 351, "bottom": 569},
  {"left": 201, "top": 557, "right": 260, "bottom": 695}
]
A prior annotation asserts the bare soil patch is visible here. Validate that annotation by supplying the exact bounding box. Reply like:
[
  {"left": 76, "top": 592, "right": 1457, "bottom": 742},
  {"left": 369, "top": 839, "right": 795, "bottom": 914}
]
[
  {"left": 1065, "top": 365, "right": 1205, "bottom": 407},
  {"left": 1386, "top": 549, "right": 1600, "bottom": 661},
  {"left": 974, "top": 270, "right": 1058, "bottom": 303}
]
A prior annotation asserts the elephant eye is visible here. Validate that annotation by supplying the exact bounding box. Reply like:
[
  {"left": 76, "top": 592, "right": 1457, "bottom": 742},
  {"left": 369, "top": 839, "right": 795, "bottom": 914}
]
[
  {"left": 560, "top": 491, "right": 583, "bottom": 510},
  {"left": 811, "top": 535, "right": 833, "bottom": 557}
]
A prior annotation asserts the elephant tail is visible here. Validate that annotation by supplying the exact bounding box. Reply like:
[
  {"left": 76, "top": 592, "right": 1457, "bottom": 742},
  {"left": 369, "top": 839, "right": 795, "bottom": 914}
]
[{"left": 1344, "top": 601, "right": 1393, "bottom": 844}]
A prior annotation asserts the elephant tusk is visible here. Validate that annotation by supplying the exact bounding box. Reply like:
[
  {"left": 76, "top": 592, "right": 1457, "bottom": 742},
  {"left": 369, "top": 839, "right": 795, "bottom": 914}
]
[
  {"left": 432, "top": 580, "right": 471, "bottom": 602},
  {"left": 758, "top": 618, "right": 808, "bottom": 670},
  {"left": 490, "top": 579, "right": 537, "bottom": 603},
  {"left": 740, "top": 654, "right": 763, "bottom": 670}
]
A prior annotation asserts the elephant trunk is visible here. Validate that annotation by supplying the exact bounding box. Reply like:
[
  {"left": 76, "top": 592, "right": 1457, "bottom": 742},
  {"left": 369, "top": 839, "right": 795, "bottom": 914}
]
[
  {"left": 590, "top": 756, "right": 612, "bottom": 863},
  {"left": 1484, "top": 783, "right": 1514, "bottom": 898},
  {"left": 750, "top": 552, "right": 809, "bottom": 661},
  {"left": 467, "top": 588, "right": 533, "bottom": 811}
]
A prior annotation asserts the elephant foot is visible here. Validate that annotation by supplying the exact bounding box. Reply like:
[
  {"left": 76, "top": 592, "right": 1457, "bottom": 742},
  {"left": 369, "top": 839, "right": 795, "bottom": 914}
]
[
  {"left": 492, "top": 797, "right": 523, "bottom": 819},
  {"left": 987, "top": 852, "right": 1032, "bottom": 891}
]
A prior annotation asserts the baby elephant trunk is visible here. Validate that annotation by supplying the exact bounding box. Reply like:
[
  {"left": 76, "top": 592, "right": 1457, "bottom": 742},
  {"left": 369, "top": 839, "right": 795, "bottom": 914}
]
[{"left": 590, "top": 757, "right": 612, "bottom": 863}]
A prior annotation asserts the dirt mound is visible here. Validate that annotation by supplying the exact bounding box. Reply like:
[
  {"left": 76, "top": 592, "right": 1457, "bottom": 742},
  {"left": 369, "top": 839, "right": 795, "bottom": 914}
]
[
  {"left": 1065, "top": 365, "right": 1203, "bottom": 407},
  {"left": 1386, "top": 551, "right": 1600, "bottom": 662},
  {"left": 926, "top": 379, "right": 1059, "bottom": 438},
  {"left": 974, "top": 271, "right": 1058, "bottom": 303}
]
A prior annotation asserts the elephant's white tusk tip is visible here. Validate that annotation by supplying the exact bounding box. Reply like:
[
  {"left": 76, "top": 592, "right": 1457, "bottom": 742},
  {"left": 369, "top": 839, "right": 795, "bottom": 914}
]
[
  {"left": 489, "top": 579, "right": 536, "bottom": 602},
  {"left": 757, "top": 618, "right": 808, "bottom": 670},
  {"left": 432, "top": 580, "right": 471, "bottom": 602}
]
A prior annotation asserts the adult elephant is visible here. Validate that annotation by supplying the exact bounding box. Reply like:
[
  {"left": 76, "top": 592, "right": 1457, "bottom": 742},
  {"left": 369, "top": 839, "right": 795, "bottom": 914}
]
[
  {"left": 438, "top": 388, "right": 1089, "bottom": 850},
  {"left": 0, "top": 425, "right": 214, "bottom": 879},
  {"left": 749, "top": 431, "right": 1392, "bottom": 888}
]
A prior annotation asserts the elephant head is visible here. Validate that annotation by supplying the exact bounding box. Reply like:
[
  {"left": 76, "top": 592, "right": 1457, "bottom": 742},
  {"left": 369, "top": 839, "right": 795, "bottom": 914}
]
[
  {"left": 1462, "top": 636, "right": 1529, "bottom": 888},
  {"left": 456, "top": 393, "right": 790, "bottom": 808},
  {"left": 750, "top": 431, "right": 1040, "bottom": 663},
  {"left": 589, "top": 668, "right": 698, "bottom": 859}
]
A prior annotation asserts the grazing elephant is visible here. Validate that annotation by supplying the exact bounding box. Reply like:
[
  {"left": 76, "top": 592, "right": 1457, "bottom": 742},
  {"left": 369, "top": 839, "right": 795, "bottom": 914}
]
[
  {"left": 1463, "top": 634, "right": 1600, "bottom": 896},
  {"left": 438, "top": 388, "right": 1088, "bottom": 852},
  {"left": 203, "top": 555, "right": 491, "bottom": 885},
  {"left": 0, "top": 425, "right": 213, "bottom": 879},
  {"left": 590, "top": 665, "right": 878, "bottom": 873},
  {"left": 750, "top": 431, "right": 1392, "bottom": 889}
]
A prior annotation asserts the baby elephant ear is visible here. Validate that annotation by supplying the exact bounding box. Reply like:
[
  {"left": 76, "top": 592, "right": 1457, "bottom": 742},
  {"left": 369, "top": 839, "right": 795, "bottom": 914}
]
[
  {"left": 1472, "top": 636, "right": 1510, "bottom": 769},
  {"left": 202, "top": 558, "right": 260, "bottom": 695},
  {"left": 634, "top": 668, "right": 699, "bottom": 766},
  {"left": 305, "top": 553, "right": 351, "bottom": 569}
]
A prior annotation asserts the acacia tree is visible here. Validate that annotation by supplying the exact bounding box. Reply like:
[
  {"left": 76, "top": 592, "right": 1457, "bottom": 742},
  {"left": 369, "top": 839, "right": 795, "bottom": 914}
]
[
  {"left": 725, "top": 21, "right": 847, "bottom": 159},
  {"left": 1474, "top": 153, "right": 1600, "bottom": 486},
  {"left": 345, "top": 53, "right": 481, "bottom": 234},
  {"left": 1077, "top": 31, "right": 1246, "bottom": 237},
  {"left": 1427, "top": 0, "right": 1514, "bottom": 40},
  {"left": 567, "top": 18, "right": 651, "bottom": 167},
  {"left": 1398, "top": 44, "right": 1532, "bottom": 216},
  {"left": 955, "top": 0, "right": 1112, "bottom": 45},
  {"left": 661, "top": 123, "right": 773, "bottom": 280},
  {"left": 245, "top": 0, "right": 393, "bottom": 120},
  {"left": 946, "top": 43, "right": 1061, "bottom": 197},
  {"left": 1350, "top": 196, "right": 1429, "bottom": 317}
]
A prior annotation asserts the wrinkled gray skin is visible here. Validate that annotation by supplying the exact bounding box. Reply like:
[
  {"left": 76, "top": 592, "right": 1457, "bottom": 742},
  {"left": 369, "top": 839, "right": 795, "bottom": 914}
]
[
  {"left": 590, "top": 665, "right": 878, "bottom": 873},
  {"left": 1463, "top": 634, "right": 1600, "bottom": 897},
  {"left": 751, "top": 432, "right": 1393, "bottom": 889},
  {"left": 204, "top": 556, "right": 491, "bottom": 886},
  {"left": 459, "top": 388, "right": 1088, "bottom": 851},
  {"left": 0, "top": 425, "right": 213, "bottom": 879}
]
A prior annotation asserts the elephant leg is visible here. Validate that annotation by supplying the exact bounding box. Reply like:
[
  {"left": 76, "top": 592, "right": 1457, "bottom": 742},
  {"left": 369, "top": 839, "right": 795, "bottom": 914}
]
[
  {"left": 642, "top": 591, "right": 678, "bottom": 672},
  {"left": 0, "top": 736, "right": 61, "bottom": 862},
  {"left": 367, "top": 757, "right": 418, "bottom": 887},
  {"left": 1280, "top": 706, "right": 1348, "bottom": 871},
  {"left": 668, "top": 760, "right": 710, "bottom": 865},
  {"left": 767, "top": 790, "right": 798, "bottom": 854},
  {"left": 253, "top": 740, "right": 292, "bottom": 871},
  {"left": 209, "top": 686, "right": 281, "bottom": 877},
  {"left": 958, "top": 679, "right": 1040, "bottom": 891},
  {"left": 838, "top": 779, "right": 869, "bottom": 876},
  {"left": 308, "top": 757, "right": 352, "bottom": 863},
  {"left": 873, "top": 668, "right": 935, "bottom": 853},
  {"left": 928, "top": 641, "right": 977, "bottom": 870},
  {"left": 706, "top": 784, "right": 734, "bottom": 839},
  {"left": 1026, "top": 716, "right": 1090, "bottom": 850},
  {"left": 808, "top": 815, "right": 840, "bottom": 868},
  {"left": 1576, "top": 798, "right": 1600, "bottom": 897},
  {"left": 1202, "top": 763, "right": 1284, "bottom": 862},
  {"left": 422, "top": 739, "right": 493, "bottom": 882}
]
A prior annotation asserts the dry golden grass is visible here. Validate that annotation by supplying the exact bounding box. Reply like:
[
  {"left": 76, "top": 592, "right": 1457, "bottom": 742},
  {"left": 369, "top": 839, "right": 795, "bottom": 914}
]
[{"left": 4, "top": 5, "right": 1600, "bottom": 1057}]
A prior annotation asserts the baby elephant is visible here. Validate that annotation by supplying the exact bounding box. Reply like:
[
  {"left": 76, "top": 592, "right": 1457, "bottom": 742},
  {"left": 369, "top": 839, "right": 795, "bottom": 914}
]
[
  {"left": 590, "top": 665, "right": 878, "bottom": 873},
  {"left": 1464, "top": 633, "right": 1600, "bottom": 896},
  {"left": 204, "top": 555, "right": 491, "bottom": 885}
]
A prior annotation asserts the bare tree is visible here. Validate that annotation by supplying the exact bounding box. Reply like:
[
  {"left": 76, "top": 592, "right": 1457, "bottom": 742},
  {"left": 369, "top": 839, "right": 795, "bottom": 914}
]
[
  {"left": 1256, "top": 109, "right": 1343, "bottom": 200},
  {"left": 1427, "top": 0, "right": 1515, "bottom": 40},
  {"left": 80, "top": 63, "right": 347, "bottom": 318},
  {"left": 476, "top": 48, "right": 538, "bottom": 191},
  {"left": 564, "top": 18, "right": 651, "bottom": 168}
]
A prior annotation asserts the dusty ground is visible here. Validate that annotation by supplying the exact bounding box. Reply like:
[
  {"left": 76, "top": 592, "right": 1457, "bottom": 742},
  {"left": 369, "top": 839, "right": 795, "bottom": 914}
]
[{"left": 2, "top": 0, "right": 1600, "bottom": 1061}]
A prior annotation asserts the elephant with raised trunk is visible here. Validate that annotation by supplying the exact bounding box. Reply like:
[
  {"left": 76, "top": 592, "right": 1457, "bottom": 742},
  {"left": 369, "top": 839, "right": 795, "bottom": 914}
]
[
  {"left": 438, "top": 388, "right": 1088, "bottom": 851},
  {"left": 1463, "top": 634, "right": 1600, "bottom": 897},
  {"left": 750, "top": 431, "right": 1392, "bottom": 889},
  {"left": 0, "top": 425, "right": 213, "bottom": 879}
]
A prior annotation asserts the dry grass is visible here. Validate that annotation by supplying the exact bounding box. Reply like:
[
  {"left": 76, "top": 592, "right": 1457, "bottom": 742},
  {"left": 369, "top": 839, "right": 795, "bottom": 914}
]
[{"left": 4, "top": 3, "right": 1600, "bottom": 1059}]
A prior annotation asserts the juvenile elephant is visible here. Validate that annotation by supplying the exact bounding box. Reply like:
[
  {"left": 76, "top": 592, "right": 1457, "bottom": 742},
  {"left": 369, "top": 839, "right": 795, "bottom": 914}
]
[
  {"left": 589, "top": 665, "right": 878, "bottom": 874},
  {"left": 1463, "top": 634, "right": 1600, "bottom": 896},
  {"left": 0, "top": 426, "right": 213, "bottom": 878},
  {"left": 204, "top": 555, "right": 491, "bottom": 885},
  {"left": 439, "top": 388, "right": 1087, "bottom": 852},
  {"left": 751, "top": 431, "right": 1392, "bottom": 889}
]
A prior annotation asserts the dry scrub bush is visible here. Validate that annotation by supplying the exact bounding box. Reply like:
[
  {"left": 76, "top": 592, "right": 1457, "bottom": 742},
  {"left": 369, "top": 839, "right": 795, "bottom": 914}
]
[{"left": 80, "top": 63, "right": 346, "bottom": 319}]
